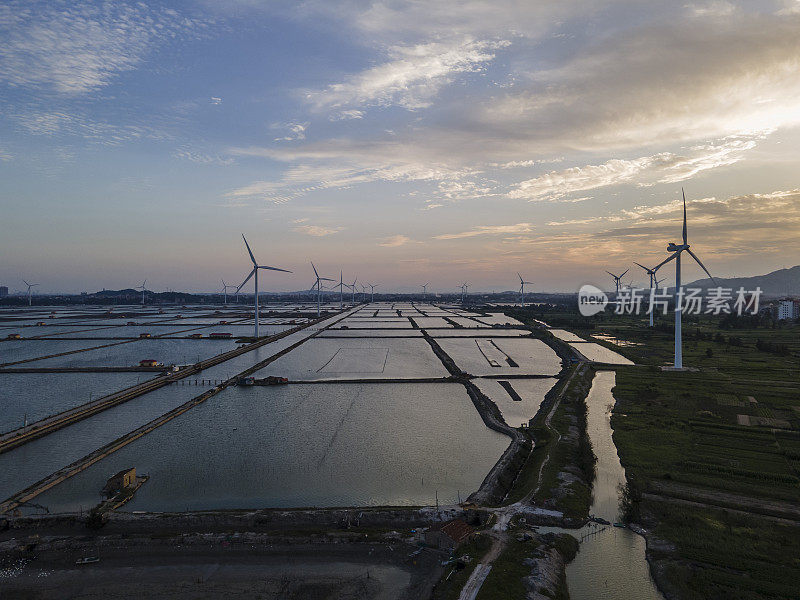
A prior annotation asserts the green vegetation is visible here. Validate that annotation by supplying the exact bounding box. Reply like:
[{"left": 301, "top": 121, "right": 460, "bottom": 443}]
[
  {"left": 531, "top": 366, "right": 595, "bottom": 520},
  {"left": 431, "top": 533, "right": 493, "bottom": 600}
]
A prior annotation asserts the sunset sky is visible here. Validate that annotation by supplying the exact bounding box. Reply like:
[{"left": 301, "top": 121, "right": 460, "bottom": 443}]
[{"left": 2, "top": 0, "right": 800, "bottom": 294}]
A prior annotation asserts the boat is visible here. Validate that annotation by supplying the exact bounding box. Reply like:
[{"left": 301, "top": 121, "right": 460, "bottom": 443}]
[{"left": 75, "top": 557, "right": 100, "bottom": 565}]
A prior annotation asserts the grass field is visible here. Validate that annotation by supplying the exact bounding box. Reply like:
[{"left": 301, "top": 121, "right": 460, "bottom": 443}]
[{"left": 506, "top": 305, "right": 800, "bottom": 600}]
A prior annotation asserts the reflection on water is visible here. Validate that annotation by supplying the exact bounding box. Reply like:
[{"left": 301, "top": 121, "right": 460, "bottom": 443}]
[
  {"left": 542, "top": 371, "right": 663, "bottom": 600},
  {"left": 35, "top": 383, "right": 509, "bottom": 512}
]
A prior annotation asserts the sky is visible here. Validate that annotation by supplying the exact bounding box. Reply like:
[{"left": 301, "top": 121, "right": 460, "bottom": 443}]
[{"left": 1, "top": 0, "right": 800, "bottom": 294}]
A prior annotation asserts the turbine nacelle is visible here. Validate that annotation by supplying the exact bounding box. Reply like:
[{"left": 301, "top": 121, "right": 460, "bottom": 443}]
[{"left": 667, "top": 242, "right": 689, "bottom": 252}]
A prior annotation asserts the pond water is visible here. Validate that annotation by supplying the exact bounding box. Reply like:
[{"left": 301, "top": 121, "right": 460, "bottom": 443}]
[{"left": 34, "top": 383, "right": 509, "bottom": 511}]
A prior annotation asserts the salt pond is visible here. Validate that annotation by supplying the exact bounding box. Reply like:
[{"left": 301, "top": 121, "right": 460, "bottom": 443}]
[{"left": 35, "top": 383, "right": 509, "bottom": 511}]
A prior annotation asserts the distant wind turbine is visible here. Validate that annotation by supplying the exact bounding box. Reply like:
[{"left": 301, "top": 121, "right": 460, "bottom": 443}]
[
  {"left": 22, "top": 280, "right": 38, "bottom": 306},
  {"left": 220, "top": 279, "right": 236, "bottom": 305},
  {"left": 421, "top": 282, "right": 429, "bottom": 301},
  {"left": 136, "top": 280, "right": 147, "bottom": 305},
  {"left": 236, "top": 234, "right": 292, "bottom": 338},
  {"left": 634, "top": 262, "right": 664, "bottom": 327},
  {"left": 348, "top": 277, "right": 357, "bottom": 304},
  {"left": 606, "top": 269, "right": 629, "bottom": 297},
  {"left": 310, "top": 262, "right": 335, "bottom": 317},
  {"left": 517, "top": 273, "right": 534, "bottom": 307},
  {"left": 368, "top": 283, "right": 378, "bottom": 302},
  {"left": 652, "top": 189, "right": 714, "bottom": 369}
]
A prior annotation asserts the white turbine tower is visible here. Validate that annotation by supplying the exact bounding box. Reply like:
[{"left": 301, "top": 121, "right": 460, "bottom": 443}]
[
  {"left": 421, "top": 283, "right": 429, "bottom": 302},
  {"left": 652, "top": 190, "right": 714, "bottom": 369},
  {"left": 136, "top": 280, "right": 147, "bottom": 305},
  {"left": 310, "top": 262, "right": 334, "bottom": 317},
  {"left": 236, "top": 234, "right": 292, "bottom": 338},
  {"left": 368, "top": 283, "right": 378, "bottom": 302},
  {"left": 517, "top": 273, "right": 534, "bottom": 307},
  {"left": 461, "top": 282, "right": 470, "bottom": 304},
  {"left": 606, "top": 269, "right": 628, "bottom": 298},
  {"left": 22, "top": 280, "right": 38, "bottom": 306}
]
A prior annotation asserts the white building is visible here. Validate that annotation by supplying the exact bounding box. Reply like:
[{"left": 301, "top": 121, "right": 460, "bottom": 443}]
[{"left": 776, "top": 299, "right": 799, "bottom": 320}]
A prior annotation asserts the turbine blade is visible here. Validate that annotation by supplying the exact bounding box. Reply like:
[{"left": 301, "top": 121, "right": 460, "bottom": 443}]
[
  {"left": 620, "top": 269, "right": 629, "bottom": 278},
  {"left": 311, "top": 261, "right": 319, "bottom": 278},
  {"left": 633, "top": 262, "right": 651, "bottom": 273},
  {"left": 653, "top": 252, "right": 678, "bottom": 272},
  {"left": 258, "top": 265, "right": 292, "bottom": 273},
  {"left": 682, "top": 188, "right": 688, "bottom": 245},
  {"left": 235, "top": 268, "right": 255, "bottom": 293},
  {"left": 686, "top": 249, "right": 714, "bottom": 283},
  {"left": 605, "top": 271, "right": 616, "bottom": 278},
  {"left": 320, "top": 277, "right": 335, "bottom": 282},
  {"left": 242, "top": 234, "right": 257, "bottom": 266}
]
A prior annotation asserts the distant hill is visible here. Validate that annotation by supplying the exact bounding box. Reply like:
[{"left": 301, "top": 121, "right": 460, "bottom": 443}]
[{"left": 687, "top": 265, "right": 800, "bottom": 296}]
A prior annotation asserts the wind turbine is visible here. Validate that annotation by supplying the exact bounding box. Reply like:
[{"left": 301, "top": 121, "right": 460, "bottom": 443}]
[
  {"left": 310, "top": 262, "right": 334, "bottom": 317},
  {"left": 367, "top": 283, "right": 378, "bottom": 302},
  {"left": 136, "top": 280, "right": 147, "bottom": 305},
  {"left": 606, "top": 269, "right": 629, "bottom": 298},
  {"left": 236, "top": 234, "right": 292, "bottom": 338},
  {"left": 334, "top": 271, "right": 345, "bottom": 309},
  {"left": 634, "top": 262, "right": 664, "bottom": 327},
  {"left": 22, "top": 280, "right": 38, "bottom": 306},
  {"left": 517, "top": 273, "right": 534, "bottom": 307},
  {"left": 461, "top": 282, "right": 470, "bottom": 304},
  {"left": 220, "top": 279, "right": 236, "bottom": 305},
  {"left": 421, "top": 283, "right": 429, "bottom": 302},
  {"left": 651, "top": 189, "right": 714, "bottom": 369},
  {"left": 348, "top": 277, "right": 357, "bottom": 304}
]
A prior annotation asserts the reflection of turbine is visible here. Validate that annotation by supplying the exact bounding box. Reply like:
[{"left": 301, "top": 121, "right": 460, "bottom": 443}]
[
  {"left": 652, "top": 189, "right": 714, "bottom": 369},
  {"left": 235, "top": 234, "right": 291, "bottom": 338},
  {"left": 310, "top": 262, "right": 334, "bottom": 317},
  {"left": 22, "top": 280, "right": 38, "bottom": 306},
  {"left": 517, "top": 273, "right": 534, "bottom": 308}
]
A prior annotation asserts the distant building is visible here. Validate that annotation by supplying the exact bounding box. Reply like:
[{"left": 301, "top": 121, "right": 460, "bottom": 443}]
[
  {"left": 776, "top": 299, "right": 799, "bottom": 320},
  {"left": 424, "top": 519, "right": 475, "bottom": 551},
  {"left": 102, "top": 467, "right": 137, "bottom": 498},
  {"left": 0, "top": 286, "right": 7, "bottom": 296}
]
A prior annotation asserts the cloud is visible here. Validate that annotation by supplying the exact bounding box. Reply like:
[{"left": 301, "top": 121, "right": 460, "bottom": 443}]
[
  {"left": 0, "top": 147, "right": 12, "bottom": 161},
  {"left": 305, "top": 38, "right": 508, "bottom": 111},
  {"left": 0, "top": 2, "right": 212, "bottom": 95},
  {"left": 292, "top": 224, "right": 342, "bottom": 237},
  {"left": 9, "top": 109, "right": 172, "bottom": 144},
  {"left": 507, "top": 134, "right": 764, "bottom": 201},
  {"left": 210, "top": 97, "right": 223, "bottom": 105},
  {"left": 173, "top": 147, "right": 234, "bottom": 166},
  {"left": 329, "top": 110, "right": 365, "bottom": 121},
  {"left": 226, "top": 145, "right": 484, "bottom": 204},
  {"left": 379, "top": 234, "right": 419, "bottom": 247},
  {"left": 435, "top": 222, "right": 534, "bottom": 240},
  {"left": 273, "top": 121, "right": 309, "bottom": 142}
]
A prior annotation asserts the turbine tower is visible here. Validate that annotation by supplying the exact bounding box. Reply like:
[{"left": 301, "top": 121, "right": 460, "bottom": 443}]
[
  {"left": 652, "top": 189, "right": 714, "bottom": 369},
  {"left": 606, "top": 269, "right": 629, "bottom": 299},
  {"left": 22, "top": 280, "right": 38, "bottom": 306},
  {"left": 517, "top": 273, "right": 534, "bottom": 307},
  {"left": 421, "top": 283, "right": 429, "bottom": 302},
  {"left": 235, "top": 234, "right": 291, "bottom": 338},
  {"left": 310, "top": 262, "right": 334, "bottom": 317}
]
